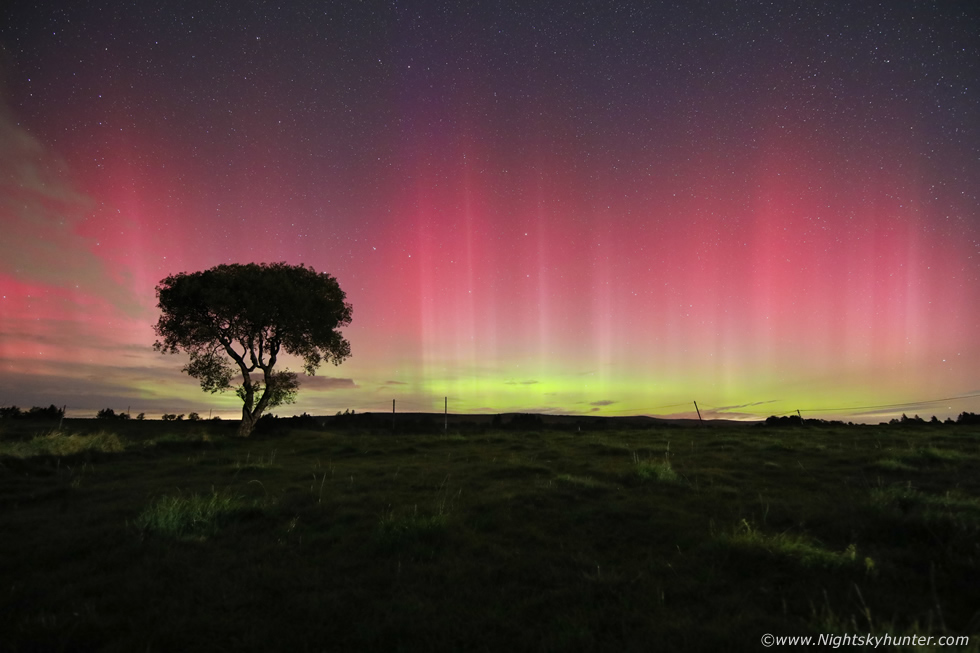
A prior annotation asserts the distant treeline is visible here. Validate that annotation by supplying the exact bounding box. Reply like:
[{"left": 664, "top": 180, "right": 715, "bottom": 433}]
[
  {"left": 259, "top": 411, "right": 553, "bottom": 434},
  {"left": 319, "top": 410, "right": 980, "bottom": 431},
  {"left": 93, "top": 408, "right": 215, "bottom": 421},
  {"left": 4, "top": 404, "right": 980, "bottom": 430},
  {"left": 0, "top": 406, "right": 221, "bottom": 422},
  {"left": 242, "top": 410, "right": 980, "bottom": 432},
  {"left": 765, "top": 412, "right": 980, "bottom": 427},
  {"left": 0, "top": 405, "right": 64, "bottom": 420}
]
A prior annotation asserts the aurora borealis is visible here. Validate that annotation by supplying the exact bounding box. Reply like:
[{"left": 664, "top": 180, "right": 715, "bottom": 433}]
[{"left": 1, "top": 1, "right": 978, "bottom": 421}]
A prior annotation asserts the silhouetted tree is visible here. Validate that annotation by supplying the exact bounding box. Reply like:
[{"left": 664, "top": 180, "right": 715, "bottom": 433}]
[
  {"left": 28, "top": 405, "right": 64, "bottom": 420},
  {"left": 765, "top": 414, "right": 803, "bottom": 427},
  {"left": 288, "top": 412, "right": 318, "bottom": 429},
  {"left": 97, "top": 407, "right": 129, "bottom": 420},
  {"left": 188, "top": 412, "right": 201, "bottom": 421},
  {"left": 0, "top": 405, "right": 22, "bottom": 419},
  {"left": 958, "top": 412, "right": 980, "bottom": 425},
  {"left": 153, "top": 262, "right": 352, "bottom": 437}
]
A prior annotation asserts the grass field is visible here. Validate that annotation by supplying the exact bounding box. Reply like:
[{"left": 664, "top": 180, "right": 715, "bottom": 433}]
[{"left": 1, "top": 418, "right": 979, "bottom": 651}]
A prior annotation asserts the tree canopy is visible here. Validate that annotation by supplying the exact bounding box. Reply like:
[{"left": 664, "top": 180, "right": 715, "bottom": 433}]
[{"left": 153, "top": 262, "right": 352, "bottom": 436}]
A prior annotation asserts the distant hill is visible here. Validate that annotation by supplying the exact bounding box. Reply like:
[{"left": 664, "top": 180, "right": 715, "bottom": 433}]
[{"left": 315, "top": 411, "right": 757, "bottom": 429}]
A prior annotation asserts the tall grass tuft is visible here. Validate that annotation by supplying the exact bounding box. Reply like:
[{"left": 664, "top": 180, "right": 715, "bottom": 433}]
[
  {"left": 554, "top": 473, "right": 601, "bottom": 488},
  {"left": 632, "top": 449, "right": 679, "bottom": 483},
  {"left": 0, "top": 430, "right": 125, "bottom": 458},
  {"left": 376, "top": 499, "right": 453, "bottom": 556},
  {"left": 133, "top": 489, "right": 264, "bottom": 539},
  {"left": 375, "top": 484, "right": 462, "bottom": 558},
  {"left": 873, "top": 457, "right": 917, "bottom": 472},
  {"left": 234, "top": 449, "right": 279, "bottom": 471},
  {"left": 719, "top": 519, "right": 871, "bottom": 570},
  {"left": 870, "top": 484, "right": 980, "bottom": 531},
  {"left": 900, "top": 447, "right": 970, "bottom": 463}
]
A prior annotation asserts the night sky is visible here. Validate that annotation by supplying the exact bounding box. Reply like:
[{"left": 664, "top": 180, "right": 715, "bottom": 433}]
[{"left": 1, "top": 1, "right": 978, "bottom": 421}]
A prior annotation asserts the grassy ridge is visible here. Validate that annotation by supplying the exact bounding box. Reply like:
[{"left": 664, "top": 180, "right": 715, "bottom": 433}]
[{"left": 1, "top": 421, "right": 979, "bottom": 651}]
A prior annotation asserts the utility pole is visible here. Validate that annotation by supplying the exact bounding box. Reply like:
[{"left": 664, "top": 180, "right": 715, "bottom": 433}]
[
  {"left": 694, "top": 400, "right": 703, "bottom": 425},
  {"left": 797, "top": 409, "right": 804, "bottom": 424}
]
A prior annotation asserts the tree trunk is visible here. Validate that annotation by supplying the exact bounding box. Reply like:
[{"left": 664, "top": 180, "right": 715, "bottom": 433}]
[
  {"left": 237, "top": 369, "right": 275, "bottom": 437},
  {"left": 238, "top": 407, "right": 257, "bottom": 437},
  {"left": 237, "top": 375, "right": 258, "bottom": 437}
]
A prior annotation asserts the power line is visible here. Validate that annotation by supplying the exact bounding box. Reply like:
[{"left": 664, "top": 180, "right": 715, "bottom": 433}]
[{"left": 796, "top": 392, "right": 980, "bottom": 416}]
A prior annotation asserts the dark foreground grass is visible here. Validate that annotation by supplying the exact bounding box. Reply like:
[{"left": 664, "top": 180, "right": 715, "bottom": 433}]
[{"left": 2, "top": 421, "right": 980, "bottom": 651}]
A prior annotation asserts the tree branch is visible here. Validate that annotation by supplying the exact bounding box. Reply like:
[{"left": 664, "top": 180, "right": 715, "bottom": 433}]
[{"left": 242, "top": 335, "right": 258, "bottom": 371}]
